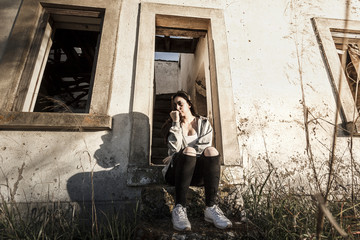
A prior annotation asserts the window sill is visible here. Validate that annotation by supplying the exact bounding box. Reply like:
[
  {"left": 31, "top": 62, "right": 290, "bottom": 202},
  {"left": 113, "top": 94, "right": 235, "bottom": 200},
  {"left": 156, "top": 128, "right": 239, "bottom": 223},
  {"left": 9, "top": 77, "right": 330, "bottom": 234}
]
[{"left": 0, "top": 112, "right": 111, "bottom": 130}]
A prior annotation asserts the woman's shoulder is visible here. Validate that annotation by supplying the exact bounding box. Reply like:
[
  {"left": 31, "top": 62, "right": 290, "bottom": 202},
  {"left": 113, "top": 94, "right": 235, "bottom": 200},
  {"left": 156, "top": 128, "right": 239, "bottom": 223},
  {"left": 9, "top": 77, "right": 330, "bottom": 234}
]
[
  {"left": 197, "top": 115, "right": 209, "bottom": 121},
  {"left": 197, "top": 115, "right": 211, "bottom": 126}
]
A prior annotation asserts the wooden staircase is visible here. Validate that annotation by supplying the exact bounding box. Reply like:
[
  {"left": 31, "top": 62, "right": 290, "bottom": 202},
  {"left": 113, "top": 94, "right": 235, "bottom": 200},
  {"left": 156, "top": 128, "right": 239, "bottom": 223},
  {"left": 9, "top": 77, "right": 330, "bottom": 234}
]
[{"left": 151, "top": 93, "right": 173, "bottom": 165}]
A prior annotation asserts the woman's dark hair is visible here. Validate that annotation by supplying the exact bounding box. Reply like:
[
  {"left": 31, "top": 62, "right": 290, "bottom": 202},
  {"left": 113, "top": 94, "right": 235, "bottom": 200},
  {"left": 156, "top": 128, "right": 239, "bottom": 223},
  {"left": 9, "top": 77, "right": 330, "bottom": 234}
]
[
  {"left": 170, "top": 91, "right": 198, "bottom": 116},
  {"left": 161, "top": 90, "right": 199, "bottom": 143}
]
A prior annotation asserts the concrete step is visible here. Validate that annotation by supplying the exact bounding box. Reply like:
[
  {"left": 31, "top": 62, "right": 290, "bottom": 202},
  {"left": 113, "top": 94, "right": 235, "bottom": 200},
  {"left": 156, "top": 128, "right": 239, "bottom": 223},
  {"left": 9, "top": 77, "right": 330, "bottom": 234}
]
[
  {"left": 152, "top": 137, "right": 166, "bottom": 147},
  {"left": 153, "top": 121, "right": 167, "bottom": 129},
  {"left": 153, "top": 112, "right": 170, "bottom": 121},
  {"left": 152, "top": 128, "right": 164, "bottom": 137},
  {"left": 154, "top": 103, "right": 172, "bottom": 111},
  {"left": 152, "top": 119, "right": 168, "bottom": 128},
  {"left": 151, "top": 156, "right": 166, "bottom": 165},
  {"left": 151, "top": 147, "right": 167, "bottom": 155}
]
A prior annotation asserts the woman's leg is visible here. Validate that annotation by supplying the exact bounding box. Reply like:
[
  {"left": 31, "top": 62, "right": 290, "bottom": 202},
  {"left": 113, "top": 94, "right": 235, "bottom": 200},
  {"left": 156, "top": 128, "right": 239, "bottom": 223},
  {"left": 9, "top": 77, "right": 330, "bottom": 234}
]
[
  {"left": 202, "top": 147, "right": 221, "bottom": 207},
  {"left": 174, "top": 147, "right": 197, "bottom": 206},
  {"left": 201, "top": 147, "right": 232, "bottom": 229}
]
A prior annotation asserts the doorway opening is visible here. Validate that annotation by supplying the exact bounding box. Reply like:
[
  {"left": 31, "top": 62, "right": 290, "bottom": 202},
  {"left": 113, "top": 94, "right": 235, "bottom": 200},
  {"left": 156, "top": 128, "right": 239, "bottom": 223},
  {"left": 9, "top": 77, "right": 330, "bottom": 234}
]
[
  {"left": 151, "top": 16, "right": 210, "bottom": 165},
  {"left": 129, "top": 4, "right": 241, "bottom": 184}
]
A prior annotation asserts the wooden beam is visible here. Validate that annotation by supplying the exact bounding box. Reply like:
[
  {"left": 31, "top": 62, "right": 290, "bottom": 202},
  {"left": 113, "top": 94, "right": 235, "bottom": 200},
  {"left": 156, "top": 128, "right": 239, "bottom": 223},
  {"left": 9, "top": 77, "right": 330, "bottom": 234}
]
[
  {"left": 45, "top": 7, "right": 102, "bottom": 18},
  {"left": 156, "top": 14, "right": 209, "bottom": 31},
  {"left": 53, "top": 22, "right": 100, "bottom": 32},
  {"left": 156, "top": 27, "right": 206, "bottom": 38},
  {"left": 155, "top": 36, "right": 199, "bottom": 53},
  {"left": 51, "top": 14, "right": 102, "bottom": 25}
]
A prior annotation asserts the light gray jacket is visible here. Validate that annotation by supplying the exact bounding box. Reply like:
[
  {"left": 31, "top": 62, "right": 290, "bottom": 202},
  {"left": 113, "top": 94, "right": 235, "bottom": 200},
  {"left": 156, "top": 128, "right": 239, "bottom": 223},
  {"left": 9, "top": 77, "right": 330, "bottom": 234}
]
[{"left": 162, "top": 116, "right": 213, "bottom": 177}]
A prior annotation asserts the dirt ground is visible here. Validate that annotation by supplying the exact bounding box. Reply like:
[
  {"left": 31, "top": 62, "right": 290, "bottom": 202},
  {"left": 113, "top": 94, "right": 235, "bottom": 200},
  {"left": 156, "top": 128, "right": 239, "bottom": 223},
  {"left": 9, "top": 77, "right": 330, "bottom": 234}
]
[{"left": 135, "top": 216, "right": 262, "bottom": 240}]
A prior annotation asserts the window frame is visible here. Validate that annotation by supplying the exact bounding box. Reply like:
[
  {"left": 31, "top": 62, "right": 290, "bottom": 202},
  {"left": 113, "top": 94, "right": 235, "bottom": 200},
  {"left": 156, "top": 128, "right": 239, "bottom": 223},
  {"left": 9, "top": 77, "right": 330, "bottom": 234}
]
[
  {"left": 0, "top": 0, "right": 119, "bottom": 130},
  {"left": 313, "top": 17, "right": 360, "bottom": 134}
]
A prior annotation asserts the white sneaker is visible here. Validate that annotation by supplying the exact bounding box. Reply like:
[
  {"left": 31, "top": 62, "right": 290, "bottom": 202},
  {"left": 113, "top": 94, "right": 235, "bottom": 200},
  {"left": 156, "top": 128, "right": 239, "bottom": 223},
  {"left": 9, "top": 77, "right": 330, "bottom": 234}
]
[
  {"left": 172, "top": 204, "right": 191, "bottom": 231},
  {"left": 204, "top": 205, "right": 232, "bottom": 229}
]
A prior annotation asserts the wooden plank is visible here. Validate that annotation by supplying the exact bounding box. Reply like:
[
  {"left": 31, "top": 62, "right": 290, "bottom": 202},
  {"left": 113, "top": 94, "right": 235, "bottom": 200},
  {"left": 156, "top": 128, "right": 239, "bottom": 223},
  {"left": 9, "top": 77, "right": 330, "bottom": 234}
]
[
  {"left": 25, "top": 23, "right": 53, "bottom": 112},
  {"left": 12, "top": 11, "right": 50, "bottom": 111},
  {"left": 0, "top": 111, "right": 111, "bottom": 130},
  {"left": 333, "top": 37, "right": 360, "bottom": 45},
  {"left": 332, "top": 32, "right": 360, "bottom": 39},
  {"left": 51, "top": 14, "right": 102, "bottom": 25},
  {"left": 45, "top": 7, "right": 102, "bottom": 18},
  {"left": 348, "top": 45, "right": 360, "bottom": 109},
  {"left": 156, "top": 14, "right": 209, "bottom": 31},
  {"left": 348, "top": 45, "right": 360, "bottom": 73},
  {"left": 156, "top": 27, "right": 206, "bottom": 38}
]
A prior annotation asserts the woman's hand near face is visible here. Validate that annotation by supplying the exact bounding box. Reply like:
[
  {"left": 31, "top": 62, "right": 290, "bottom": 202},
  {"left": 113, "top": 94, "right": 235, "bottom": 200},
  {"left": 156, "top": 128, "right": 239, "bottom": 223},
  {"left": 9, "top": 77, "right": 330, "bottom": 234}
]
[{"left": 170, "top": 111, "right": 180, "bottom": 122}]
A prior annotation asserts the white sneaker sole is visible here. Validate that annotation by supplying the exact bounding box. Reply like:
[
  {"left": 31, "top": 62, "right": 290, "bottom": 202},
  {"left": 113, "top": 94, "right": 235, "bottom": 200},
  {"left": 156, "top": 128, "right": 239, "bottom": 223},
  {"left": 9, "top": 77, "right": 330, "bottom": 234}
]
[
  {"left": 172, "top": 220, "right": 191, "bottom": 231},
  {"left": 205, "top": 217, "right": 232, "bottom": 229}
]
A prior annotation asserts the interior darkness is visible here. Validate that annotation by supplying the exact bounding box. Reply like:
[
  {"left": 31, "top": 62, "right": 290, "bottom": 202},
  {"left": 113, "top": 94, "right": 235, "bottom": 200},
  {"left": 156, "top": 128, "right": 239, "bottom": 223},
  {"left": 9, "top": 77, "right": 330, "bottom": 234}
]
[{"left": 34, "top": 29, "right": 99, "bottom": 113}]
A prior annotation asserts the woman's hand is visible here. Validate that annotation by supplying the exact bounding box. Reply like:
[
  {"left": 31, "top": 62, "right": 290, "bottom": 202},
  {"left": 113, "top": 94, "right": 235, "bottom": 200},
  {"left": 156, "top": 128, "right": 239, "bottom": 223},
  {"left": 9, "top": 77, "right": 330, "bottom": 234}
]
[{"left": 170, "top": 110, "right": 180, "bottom": 122}]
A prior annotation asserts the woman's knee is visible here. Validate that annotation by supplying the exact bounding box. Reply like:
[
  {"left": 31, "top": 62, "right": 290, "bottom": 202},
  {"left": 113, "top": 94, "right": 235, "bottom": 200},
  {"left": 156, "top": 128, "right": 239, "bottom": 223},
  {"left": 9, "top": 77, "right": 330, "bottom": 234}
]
[
  {"left": 203, "top": 147, "right": 219, "bottom": 157},
  {"left": 183, "top": 147, "right": 196, "bottom": 156}
]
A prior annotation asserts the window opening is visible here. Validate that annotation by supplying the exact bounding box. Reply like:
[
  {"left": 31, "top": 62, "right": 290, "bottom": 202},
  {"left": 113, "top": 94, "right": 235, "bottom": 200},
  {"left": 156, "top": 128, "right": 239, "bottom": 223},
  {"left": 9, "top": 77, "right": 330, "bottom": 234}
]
[
  {"left": 332, "top": 31, "right": 360, "bottom": 111},
  {"left": 25, "top": 8, "right": 103, "bottom": 113},
  {"left": 151, "top": 17, "right": 209, "bottom": 165}
]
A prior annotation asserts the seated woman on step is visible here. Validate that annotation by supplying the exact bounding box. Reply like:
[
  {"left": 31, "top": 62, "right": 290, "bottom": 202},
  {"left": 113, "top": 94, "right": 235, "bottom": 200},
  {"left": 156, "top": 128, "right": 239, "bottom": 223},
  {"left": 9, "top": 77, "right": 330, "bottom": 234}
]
[{"left": 161, "top": 90, "right": 232, "bottom": 231}]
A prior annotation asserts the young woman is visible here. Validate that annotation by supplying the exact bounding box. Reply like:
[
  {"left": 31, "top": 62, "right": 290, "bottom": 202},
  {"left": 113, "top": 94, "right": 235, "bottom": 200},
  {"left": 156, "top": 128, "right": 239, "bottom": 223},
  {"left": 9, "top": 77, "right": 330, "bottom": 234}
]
[{"left": 162, "top": 91, "right": 232, "bottom": 231}]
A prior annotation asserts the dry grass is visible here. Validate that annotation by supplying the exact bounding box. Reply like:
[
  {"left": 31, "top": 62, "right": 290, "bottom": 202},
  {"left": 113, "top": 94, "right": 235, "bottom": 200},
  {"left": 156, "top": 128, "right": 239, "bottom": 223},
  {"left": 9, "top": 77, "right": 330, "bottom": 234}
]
[{"left": 0, "top": 200, "right": 140, "bottom": 240}]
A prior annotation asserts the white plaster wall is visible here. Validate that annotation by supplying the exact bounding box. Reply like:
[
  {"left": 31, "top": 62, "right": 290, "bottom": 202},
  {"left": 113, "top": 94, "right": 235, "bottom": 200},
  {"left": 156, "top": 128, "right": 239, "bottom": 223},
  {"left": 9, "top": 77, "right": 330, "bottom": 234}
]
[
  {"left": 0, "top": 0, "right": 141, "bottom": 204},
  {"left": 180, "top": 38, "right": 208, "bottom": 97},
  {"left": 0, "top": 0, "right": 22, "bottom": 61},
  {"left": 180, "top": 37, "right": 210, "bottom": 113},
  {"left": 154, "top": 60, "right": 179, "bottom": 94},
  {"left": 178, "top": 53, "right": 194, "bottom": 91},
  {"left": 224, "top": 0, "right": 360, "bottom": 191}
]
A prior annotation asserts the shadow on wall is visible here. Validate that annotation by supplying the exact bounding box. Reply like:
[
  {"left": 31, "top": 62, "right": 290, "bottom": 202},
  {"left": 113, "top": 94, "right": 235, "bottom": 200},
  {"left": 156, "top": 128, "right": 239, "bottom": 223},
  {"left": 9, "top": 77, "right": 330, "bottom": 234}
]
[
  {"left": 0, "top": 0, "right": 23, "bottom": 61},
  {"left": 66, "top": 113, "right": 149, "bottom": 214}
]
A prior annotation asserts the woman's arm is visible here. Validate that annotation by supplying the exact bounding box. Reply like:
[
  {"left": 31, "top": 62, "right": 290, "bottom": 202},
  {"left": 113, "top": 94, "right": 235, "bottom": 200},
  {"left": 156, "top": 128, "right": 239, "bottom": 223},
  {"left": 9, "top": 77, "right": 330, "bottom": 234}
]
[{"left": 167, "top": 122, "right": 183, "bottom": 155}]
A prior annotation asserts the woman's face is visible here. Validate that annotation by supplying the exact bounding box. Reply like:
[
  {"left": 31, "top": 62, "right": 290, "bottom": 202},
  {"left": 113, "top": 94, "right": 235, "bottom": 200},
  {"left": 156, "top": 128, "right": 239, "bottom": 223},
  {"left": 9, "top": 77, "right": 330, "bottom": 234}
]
[{"left": 173, "top": 96, "right": 192, "bottom": 117}]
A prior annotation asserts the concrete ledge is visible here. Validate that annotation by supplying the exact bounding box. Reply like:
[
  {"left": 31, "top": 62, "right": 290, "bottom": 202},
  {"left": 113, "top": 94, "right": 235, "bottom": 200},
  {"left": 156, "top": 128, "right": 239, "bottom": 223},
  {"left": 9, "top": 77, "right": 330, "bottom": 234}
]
[
  {"left": 127, "top": 165, "right": 245, "bottom": 186},
  {"left": 221, "top": 166, "right": 245, "bottom": 185},
  {"left": 0, "top": 111, "right": 112, "bottom": 130},
  {"left": 127, "top": 166, "right": 165, "bottom": 186}
]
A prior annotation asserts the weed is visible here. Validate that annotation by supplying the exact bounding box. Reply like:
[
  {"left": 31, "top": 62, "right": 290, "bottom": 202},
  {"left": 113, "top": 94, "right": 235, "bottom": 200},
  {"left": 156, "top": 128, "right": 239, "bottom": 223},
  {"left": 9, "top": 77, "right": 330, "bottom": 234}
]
[
  {"left": 241, "top": 171, "right": 360, "bottom": 239},
  {"left": 0, "top": 200, "right": 139, "bottom": 240}
]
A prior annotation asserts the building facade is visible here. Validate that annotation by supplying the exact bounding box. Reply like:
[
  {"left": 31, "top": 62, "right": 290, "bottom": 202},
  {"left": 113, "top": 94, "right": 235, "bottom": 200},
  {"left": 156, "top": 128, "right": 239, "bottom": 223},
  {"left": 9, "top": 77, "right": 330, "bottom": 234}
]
[{"left": 1, "top": 0, "right": 360, "bottom": 210}]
